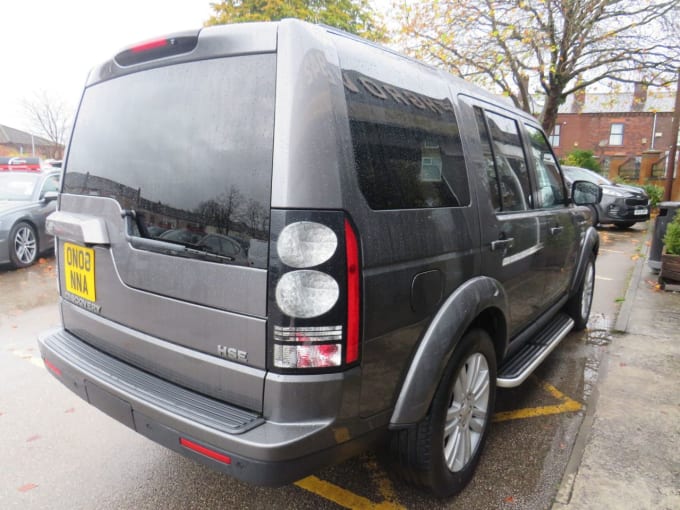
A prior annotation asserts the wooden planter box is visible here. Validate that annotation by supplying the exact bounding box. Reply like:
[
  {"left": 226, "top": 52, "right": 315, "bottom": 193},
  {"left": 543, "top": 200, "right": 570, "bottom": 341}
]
[{"left": 660, "top": 248, "right": 680, "bottom": 290}]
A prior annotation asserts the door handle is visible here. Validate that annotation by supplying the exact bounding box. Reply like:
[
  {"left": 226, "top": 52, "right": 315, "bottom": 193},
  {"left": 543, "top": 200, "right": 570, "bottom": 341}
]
[
  {"left": 550, "top": 226, "right": 564, "bottom": 236},
  {"left": 491, "top": 238, "right": 514, "bottom": 251}
]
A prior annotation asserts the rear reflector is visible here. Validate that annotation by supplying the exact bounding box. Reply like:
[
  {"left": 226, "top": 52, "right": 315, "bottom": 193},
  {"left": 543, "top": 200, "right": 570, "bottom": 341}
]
[
  {"left": 44, "top": 358, "right": 62, "bottom": 376},
  {"left": 180, "top": 438, "right": 231, "bottom": 465}
]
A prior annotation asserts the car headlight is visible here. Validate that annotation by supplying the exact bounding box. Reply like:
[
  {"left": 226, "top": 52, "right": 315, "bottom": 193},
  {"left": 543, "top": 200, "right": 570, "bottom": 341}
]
[{"left": 602, "top": 188, "right": 626, "bottom": 197}]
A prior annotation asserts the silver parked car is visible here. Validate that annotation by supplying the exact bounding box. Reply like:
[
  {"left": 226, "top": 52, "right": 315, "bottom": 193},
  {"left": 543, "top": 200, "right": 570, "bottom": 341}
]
[
  {"left": 562, "top": 166, "right": 650, "bottom": 228},
  {"left": 0, "top": 170, "right": 60, "bottom": 267}
]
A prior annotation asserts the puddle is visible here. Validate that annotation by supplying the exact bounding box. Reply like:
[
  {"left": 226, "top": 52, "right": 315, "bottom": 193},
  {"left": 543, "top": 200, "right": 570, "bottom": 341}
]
[{"left": 585, "top": 328, "right": 613, "bottom": 347}]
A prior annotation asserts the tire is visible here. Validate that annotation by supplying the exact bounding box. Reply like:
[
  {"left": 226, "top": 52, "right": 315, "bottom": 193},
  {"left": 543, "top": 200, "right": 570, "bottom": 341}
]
[
  {"left": 565, "top": 255, "right": 595, "bottom": 330},
  {"left": 391, "top": 329, "right": 497, "bottom": 497},
  {"left": 9, "top": 221, "right": 39, "bottom": 268},
  {"left": 613, "top": 221, "right": 635, "bottom": 229}
]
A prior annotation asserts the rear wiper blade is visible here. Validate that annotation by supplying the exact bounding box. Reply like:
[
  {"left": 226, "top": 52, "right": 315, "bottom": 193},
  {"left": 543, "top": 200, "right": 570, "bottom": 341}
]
[{"left": 126, "top": 234, "right": 234, "bottom": 263}]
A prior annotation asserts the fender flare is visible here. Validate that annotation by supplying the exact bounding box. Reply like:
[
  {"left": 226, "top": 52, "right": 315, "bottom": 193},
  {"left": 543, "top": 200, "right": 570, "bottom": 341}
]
[
  {"left": 569, "top": 226, "right": 599, "bottom": 296},
  {"left": 389, "top": 276, "right": 509, "bottom": 427}
]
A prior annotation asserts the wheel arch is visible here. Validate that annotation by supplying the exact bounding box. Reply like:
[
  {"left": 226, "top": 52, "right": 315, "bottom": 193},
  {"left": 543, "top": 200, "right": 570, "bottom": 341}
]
[
  {"left": 389, "top": 276, "right": 509, "bottom": 428},
  {"left": 569, "top": 225, "right": 599, "bottom": 296}
]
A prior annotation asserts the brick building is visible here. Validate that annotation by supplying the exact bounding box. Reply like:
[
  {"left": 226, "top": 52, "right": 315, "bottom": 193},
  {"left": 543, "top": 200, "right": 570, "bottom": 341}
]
[{"left": 550, "top": 85, "right": 677, "bottom": 197}]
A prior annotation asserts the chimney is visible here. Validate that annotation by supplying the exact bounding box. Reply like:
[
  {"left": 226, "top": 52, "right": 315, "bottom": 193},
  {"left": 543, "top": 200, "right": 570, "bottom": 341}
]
[
  {"left": 633, "top": 82, "right": 648, "bottom": 112},
  {"left": 572, "top": 88, "right": 586, "bottom": 113}
]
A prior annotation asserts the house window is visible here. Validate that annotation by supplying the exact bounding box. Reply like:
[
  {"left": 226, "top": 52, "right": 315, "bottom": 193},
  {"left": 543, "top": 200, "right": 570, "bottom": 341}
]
[
  {"left": 609, "top": 123, "right": 624, "bottom": 146},
  {"left": 549, "top": 124, "right": 561, "bottom": 147}
]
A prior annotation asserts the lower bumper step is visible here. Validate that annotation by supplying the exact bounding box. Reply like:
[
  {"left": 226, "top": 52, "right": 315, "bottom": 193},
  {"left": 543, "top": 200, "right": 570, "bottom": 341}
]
[
  {"left": 39, "top": 328, "right": 264, "bottom": 434},
  {"left": 497, "top": 313, "right": 574, "bottom": 388}
]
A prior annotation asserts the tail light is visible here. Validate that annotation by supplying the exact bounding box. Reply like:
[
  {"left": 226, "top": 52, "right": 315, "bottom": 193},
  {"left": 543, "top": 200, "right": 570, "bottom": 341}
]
[{"left": 268, "top": 210, "right": 361, "bottom": 373}]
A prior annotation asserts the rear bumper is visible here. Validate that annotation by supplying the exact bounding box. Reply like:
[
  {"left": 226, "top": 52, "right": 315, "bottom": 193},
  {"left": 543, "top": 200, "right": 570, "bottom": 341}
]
[{"left": 38, "top": 327, "right": 382, "bottom": 486}]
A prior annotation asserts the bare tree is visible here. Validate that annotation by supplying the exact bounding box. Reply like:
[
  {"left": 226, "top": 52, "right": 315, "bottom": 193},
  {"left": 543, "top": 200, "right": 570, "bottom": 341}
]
[
  {"left": 23, "top": 91, "right": 72, "bottom": 159},
  {"left": 397, "top": 0, "right": 680, "bottom": 133}
]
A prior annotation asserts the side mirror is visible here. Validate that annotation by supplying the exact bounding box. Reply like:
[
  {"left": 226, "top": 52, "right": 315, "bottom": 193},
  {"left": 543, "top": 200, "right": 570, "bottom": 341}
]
[
  {"left": 571, "top": 180, "right": 602, "bottom": 205},
  {"left": 42, "top": 191, "right": 59, "bottom": 203}
]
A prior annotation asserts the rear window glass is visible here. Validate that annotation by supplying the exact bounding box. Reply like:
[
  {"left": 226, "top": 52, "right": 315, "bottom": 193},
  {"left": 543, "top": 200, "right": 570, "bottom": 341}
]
[
  {"left": 63, "top": 54, "right": 276, "bottom": 267},
  {"left": 341, "top": 70, "right": 469, "bottom": 210}
]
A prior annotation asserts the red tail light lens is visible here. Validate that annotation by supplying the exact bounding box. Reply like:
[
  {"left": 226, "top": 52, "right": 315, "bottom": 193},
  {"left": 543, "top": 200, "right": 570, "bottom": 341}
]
[{"left": 345, "top": 219, "right": 360, "bottom": 364}]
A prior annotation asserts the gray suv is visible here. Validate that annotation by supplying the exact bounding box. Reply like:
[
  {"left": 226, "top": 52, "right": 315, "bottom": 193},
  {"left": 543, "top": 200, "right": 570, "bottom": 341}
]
[{"left": 38, "top": 20, "right": 600, "bottom": 497}]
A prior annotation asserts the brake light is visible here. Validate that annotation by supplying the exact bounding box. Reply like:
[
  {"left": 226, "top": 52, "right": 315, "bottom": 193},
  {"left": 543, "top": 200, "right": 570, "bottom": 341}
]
[
  {"left": 131, "top": 38, "right": 168, "bottom": 53},
  {"left": 115, "top": 32, "right": 199, "bottom": 67},
  {"left": 268, "top": 211, "right": 361, "bottom": 373}
]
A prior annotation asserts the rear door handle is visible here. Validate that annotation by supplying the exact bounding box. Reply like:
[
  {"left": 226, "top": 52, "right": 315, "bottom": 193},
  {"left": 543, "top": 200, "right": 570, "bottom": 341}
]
[
  {"left": 491, "top": 238, "right": 514, "bottom": 251},
  {"left": 550, "top": 226, "right": 564, "bottom": 236}
]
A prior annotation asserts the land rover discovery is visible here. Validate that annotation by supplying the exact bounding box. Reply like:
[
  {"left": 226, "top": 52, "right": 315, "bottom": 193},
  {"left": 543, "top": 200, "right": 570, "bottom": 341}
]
[{"left": 39, "top": 19, "right": 601, "bottom": 497}]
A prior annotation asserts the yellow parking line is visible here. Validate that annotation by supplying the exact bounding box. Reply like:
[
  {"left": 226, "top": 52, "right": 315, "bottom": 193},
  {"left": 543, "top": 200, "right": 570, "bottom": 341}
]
[
  {"left": 493, "top": 379, "right": 582, "bottom": 422},
  {"left": 295, "top": 476, "right": 406, "bottom": 510}
]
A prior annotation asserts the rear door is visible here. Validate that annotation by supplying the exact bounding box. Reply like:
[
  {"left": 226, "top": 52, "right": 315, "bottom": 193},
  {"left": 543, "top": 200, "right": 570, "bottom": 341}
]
[
  {"left": 54, "top": 50, "right": 276, "bottom": 412},
  {"left": 522, "top": 124, "right": 578, "bottom": 305},
  {"left": 467, "top": 102, "right": 546, "bottom": 336}
]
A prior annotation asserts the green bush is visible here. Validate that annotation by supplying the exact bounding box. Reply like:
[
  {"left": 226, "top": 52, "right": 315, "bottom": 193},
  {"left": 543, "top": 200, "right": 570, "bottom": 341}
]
[
  {"left": 663, "top": 210, "right": 680, "bottom": 255},
  {"left": 563, "top": 149, "right": 601, "bottom": 172},
  {"left": 642, "top": 184, "right": 664, "bottom": 209}
]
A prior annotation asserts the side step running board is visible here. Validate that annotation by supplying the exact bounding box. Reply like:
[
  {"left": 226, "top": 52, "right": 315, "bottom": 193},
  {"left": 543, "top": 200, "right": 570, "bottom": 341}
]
[{"left": 497, "top": 313, "right": 574, "bottom": 388}]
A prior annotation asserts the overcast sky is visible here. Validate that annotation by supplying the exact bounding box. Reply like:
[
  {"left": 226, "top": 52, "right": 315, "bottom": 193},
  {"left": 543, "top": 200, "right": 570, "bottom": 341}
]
[{"left": 2, "top": 1, "right": 211, "bottom": 133}]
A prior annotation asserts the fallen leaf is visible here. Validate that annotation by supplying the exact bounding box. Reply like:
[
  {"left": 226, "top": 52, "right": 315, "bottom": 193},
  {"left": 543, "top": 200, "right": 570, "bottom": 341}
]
[
  {"left": 18, "top": 483, "right": 38, "bottom": 493},
  {"left": 38, "top": 258, "right": 47, "bottom": 264},
  {"left": 65, "top": 408, "right": 75, "bottom": 414},
  {"left": 631, "top": 254, "right": 640, "bottom": 261},
  {"left": 620, "top": 362, "right": 627, "bottom": 367},
  {"left": 26, "top": 435, "right": 41, "bottom": 442},
  {"left": 504, "top": 496, "right": 515, "bottom": 503}
]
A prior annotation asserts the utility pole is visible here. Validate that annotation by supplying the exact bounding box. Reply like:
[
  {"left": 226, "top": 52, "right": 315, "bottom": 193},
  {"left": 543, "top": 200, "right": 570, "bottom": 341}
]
[{"left": 664, "top": 68, "right": 680, "bottom": 202}]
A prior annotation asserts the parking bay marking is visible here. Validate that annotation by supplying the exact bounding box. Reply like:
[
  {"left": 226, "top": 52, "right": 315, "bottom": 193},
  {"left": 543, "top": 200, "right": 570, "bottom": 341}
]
[
  {"left": 493, "top": 378, "right": 582, "bottom": 422},
  {"left": 295, "top": 476, "right": 405, "bottom": 510}
]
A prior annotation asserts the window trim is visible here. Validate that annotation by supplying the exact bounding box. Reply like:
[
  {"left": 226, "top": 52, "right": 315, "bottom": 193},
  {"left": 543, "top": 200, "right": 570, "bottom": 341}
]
[{"left": 609, "top": 122, "right": 624, "bottom": 146}]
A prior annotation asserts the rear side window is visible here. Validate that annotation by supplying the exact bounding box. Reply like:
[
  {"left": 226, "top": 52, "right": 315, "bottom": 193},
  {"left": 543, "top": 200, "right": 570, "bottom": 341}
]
[
  {"left": 342, "top": 70, "right": 469, "bottom": 210},
  {"left": 63, "top": 54, "right": 276, "bottom": 267},
  {"left": 480, "top": 110, "right": 532, "bottom": 212}
]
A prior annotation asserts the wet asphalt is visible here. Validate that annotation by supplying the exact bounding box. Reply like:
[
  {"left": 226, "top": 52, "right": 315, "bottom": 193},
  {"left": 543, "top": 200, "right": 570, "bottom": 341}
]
[{"left": 0, "top": 224, "right": 647, "bottom": 509}]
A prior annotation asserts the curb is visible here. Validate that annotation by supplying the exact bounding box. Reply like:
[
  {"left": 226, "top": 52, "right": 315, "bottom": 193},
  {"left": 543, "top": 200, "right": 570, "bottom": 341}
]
[
  {"left": 552, "top": 223, "right": 650, "bottom": 508},
  {"left": 613, "top": 225, "right": 651, "bottom": 333}
]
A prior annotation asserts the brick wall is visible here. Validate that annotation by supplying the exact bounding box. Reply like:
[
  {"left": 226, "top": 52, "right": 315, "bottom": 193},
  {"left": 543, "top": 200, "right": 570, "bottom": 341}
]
[{"left": 552, "top": 112, "right": 674, "bottom": 160}]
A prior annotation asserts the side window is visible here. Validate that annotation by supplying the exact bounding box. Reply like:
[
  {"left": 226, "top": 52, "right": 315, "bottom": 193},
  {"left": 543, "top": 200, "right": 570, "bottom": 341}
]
[
  {"left": 342, "top": 70, "right": 469, "bottom": 210},
  {"left": 474, "top": 107, "right": 501, "bottom": 211},
  {"left": 525, "top": 125, "right": 565, "bottom": 208},
  {"left": 484, "top": 111, "right": 532, "bottom": 212},
  {"left": 41, "top": 175, "right": 60, "bottom": 195}
]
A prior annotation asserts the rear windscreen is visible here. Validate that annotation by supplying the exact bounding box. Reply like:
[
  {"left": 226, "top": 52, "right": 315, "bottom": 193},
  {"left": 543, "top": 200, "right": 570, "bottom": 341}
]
[{"left": 63, "top": 54, "right": 276, "bottom": 268}]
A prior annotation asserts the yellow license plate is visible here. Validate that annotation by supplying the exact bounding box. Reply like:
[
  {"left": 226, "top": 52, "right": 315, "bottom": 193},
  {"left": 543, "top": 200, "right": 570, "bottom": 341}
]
[{"left": 64, "top": 242, "right": 96, "bottom": 302}]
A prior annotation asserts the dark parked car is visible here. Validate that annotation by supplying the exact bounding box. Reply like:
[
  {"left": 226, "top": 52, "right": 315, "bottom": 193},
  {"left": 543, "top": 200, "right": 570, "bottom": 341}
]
[
  {"left": 40, "top": 20, "right": 601, "bottom": 497},
  {"left": 562, "top": 166, "right": 650, "bottom": 228},
  {"left": 0, "top": 170, "right": 60, "bottom": 267}
]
